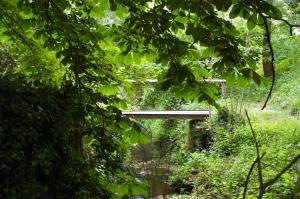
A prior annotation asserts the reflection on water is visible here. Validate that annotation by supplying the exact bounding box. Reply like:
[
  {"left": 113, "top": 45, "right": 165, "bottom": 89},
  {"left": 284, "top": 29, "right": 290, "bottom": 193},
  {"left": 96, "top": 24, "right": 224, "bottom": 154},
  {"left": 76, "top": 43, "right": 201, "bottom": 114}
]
[
  {"left": 131, "top": 161, "right": 175, "bottom": 198},
  {"left": 143, "top": 166, "right": 174, "bottom": 198}
]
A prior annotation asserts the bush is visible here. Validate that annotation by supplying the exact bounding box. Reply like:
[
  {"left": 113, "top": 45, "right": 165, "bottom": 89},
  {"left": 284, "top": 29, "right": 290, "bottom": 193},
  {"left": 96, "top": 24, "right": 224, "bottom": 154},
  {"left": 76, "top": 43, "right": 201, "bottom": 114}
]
[
  {"left": 171, "top": 110, "right": 300, "bottom": 199},
  {"left": 0, "top": 75, "right": 111, "bottom": 198}
]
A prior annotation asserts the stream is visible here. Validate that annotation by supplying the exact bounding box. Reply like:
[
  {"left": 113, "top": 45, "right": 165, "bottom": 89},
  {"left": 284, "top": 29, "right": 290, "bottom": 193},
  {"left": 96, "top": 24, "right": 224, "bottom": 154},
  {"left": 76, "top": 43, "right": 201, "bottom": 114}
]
[{"left": 131, "top": 141, "right": 176, "bottom": 198}]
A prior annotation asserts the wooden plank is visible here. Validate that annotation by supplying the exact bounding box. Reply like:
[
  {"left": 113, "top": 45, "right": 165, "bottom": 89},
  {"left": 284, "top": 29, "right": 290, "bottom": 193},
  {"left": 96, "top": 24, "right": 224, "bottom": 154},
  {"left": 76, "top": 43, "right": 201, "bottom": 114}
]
[
  {"left": 122, "top": 110, "right": 212, "bottom": 119},
  {"left": 203, "top": 79, "right": 226, "bottom": 83},
  {"left": 126, "top": 79, "right": 158, "bottom": 83}
]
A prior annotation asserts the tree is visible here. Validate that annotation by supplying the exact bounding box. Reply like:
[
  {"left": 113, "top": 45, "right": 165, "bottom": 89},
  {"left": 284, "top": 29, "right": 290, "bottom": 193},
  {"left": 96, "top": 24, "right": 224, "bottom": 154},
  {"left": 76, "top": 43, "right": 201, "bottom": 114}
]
[
  {"left": 0, "top": 0, "right": 299, "bottom": 198},
  {"left": 263, "top": 0, "right": 274, "bottom": 77},
  {"left": 111, "top": 0, "right": 299, "bottom": 109}
]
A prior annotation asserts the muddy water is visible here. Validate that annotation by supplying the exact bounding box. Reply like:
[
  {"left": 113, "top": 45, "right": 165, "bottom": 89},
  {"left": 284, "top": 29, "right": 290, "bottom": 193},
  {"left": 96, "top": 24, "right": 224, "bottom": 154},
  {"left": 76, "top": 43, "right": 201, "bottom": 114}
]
[
  {"left": 137, "top": 164, "right": 174, "bottom": 198},
  {"left": 131, "top": 142, "right": 175, "bottom": 198}
]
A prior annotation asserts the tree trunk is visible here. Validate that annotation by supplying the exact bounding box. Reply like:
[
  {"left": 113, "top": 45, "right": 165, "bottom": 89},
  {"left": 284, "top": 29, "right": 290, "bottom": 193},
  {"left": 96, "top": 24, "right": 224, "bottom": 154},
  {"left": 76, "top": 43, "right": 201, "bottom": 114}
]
[{"left": 262, "top": 0, "right": 273, "bottom": 77}]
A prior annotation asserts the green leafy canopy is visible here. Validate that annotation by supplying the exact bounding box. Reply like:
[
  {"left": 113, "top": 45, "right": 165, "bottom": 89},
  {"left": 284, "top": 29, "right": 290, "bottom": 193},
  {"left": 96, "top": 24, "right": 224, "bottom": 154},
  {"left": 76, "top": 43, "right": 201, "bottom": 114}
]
[{"left": 0, "top": 0, "right": 292, "bottom": 198}]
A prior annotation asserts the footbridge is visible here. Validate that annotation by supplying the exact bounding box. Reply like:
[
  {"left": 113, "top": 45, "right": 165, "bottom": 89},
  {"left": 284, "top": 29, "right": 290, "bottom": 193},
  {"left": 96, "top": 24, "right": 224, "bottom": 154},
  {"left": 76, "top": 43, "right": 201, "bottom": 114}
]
[
  {"left": 122, "top": 110, "right": 212, "bottom": 119},
  {"left": 122, "top": 78, "right": 225, "bottom": 120},
  {"left": 122, "top": 78, "right": 226, "bottom": 151}
]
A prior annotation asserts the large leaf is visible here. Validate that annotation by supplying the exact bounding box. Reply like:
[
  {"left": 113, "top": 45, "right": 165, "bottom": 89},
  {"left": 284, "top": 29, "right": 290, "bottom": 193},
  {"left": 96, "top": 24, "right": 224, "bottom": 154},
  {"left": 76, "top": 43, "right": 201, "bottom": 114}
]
[
  {"left": 99, "top": 85, "right": 119, "bottom": 96},
  {"left": 229, "top": 4, "right": 242, "bottom": 19}
]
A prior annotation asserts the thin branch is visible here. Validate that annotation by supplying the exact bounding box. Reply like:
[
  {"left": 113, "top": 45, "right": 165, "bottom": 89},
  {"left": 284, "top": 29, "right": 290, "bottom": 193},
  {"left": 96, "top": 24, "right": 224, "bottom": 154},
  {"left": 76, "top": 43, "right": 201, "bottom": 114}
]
[
  {"left": 245, "top": 110, "right": 264, "bottom": 198},
  {"left": 247, "top": 2, "right": 300, "bottom": 109},
  {"left": 261, "top": 16, "right": 275, "bottom": 110},
  {"left": 245, "top": 110, "right": 300, "bottom": 198},
  {"left": 245, "top": 110, "right": 263, "bottom": 187},
  {"left": 263, "top": 153, "right": 300, "bottom": 189},
  {"left": 245, "top": 0, "right": 300, "bottom": 35},
  {"left": 243, "top": 152, "right": 266, "bottom": 199},
  {"left": 265, "top": 16, "right": 300, "bottom": 36},
  {"left": 244, "top": 3, "right": 275, "bottom": 109}
]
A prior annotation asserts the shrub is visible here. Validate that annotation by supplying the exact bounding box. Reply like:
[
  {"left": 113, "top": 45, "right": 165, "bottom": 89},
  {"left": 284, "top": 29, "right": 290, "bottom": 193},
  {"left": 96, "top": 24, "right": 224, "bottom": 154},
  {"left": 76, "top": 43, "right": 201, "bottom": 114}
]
[
  {"left": 0, "top": 75, "right": 111, "bottom": 198},
  {"left": 171, "top": 111, "right": 300, "bottom": 198}
]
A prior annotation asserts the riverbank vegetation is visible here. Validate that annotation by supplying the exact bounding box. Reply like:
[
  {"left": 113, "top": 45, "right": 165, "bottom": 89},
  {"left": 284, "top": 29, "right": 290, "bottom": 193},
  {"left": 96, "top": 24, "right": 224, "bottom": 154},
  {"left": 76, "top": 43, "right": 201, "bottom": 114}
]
[
  {"left": 134, "top": 33, "right": 300, "bottom": 198},
  {"left": 131, "top": 13, "right": 300, "bottom": 198}
]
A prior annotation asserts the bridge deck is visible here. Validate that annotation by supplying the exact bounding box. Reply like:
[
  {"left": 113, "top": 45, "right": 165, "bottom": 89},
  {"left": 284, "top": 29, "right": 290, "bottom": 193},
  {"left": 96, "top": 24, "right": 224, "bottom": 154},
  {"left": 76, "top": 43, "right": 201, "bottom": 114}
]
[{"left": 122, "top": 110, "right": 212, "bottom": 119}]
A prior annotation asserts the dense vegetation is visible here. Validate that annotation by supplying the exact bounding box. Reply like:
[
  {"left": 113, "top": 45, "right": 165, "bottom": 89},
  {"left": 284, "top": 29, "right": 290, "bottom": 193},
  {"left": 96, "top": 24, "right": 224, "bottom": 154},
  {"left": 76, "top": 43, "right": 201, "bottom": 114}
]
[
  {"left": 0, "top": 0, "right": 299, "bottom": 198},
  {"left": 134, "top": 34, "right": 300, "bottom": 198}
]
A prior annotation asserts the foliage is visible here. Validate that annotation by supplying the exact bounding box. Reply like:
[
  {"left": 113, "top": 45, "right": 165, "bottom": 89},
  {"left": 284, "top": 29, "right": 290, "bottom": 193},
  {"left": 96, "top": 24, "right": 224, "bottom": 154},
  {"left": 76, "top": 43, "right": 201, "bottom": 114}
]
[
  {"left": 0, "top": 44, "right": 18, "bottom": 74},
  {"left": 0, "top": 73, "right": 148, "bottom": 198},
  {"left": 0, "top": 75, "right": 111, "bottom": 198},
  {"left": 0, "top": 0, "right": 150, "bottom": 197},
  {"left": 235, "top": 34, "right": 300, "bottom": 113},
  {"left": 171, "top": 109, "right": 300, "bottom": 198},
  {"left": 0, "top": 0, "right": 298, "bottom": 198},
  {"left": 269, "top": 35, "right": 300, "bottom": 113},
  {"left": 135, "top": 89, "right": 187, "bottom": 158}
]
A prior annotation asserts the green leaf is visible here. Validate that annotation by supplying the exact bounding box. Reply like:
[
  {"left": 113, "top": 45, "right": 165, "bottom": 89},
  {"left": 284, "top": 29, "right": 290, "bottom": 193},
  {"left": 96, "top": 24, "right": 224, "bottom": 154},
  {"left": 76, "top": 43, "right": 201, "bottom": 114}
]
[
  {"left": 241, "top": 68, "right": 251, "bottom": 79},
  {"left": 252, "top": 71, "right": 261, "bottom": 85},
  {"left": 114, "top": 54, "right": 124, "bottom": 66},
  {"left": 257, "top": 15, "right": 264, "bottom": 26},
  {"left": 56, "top": 51, "right": 63, "bottom": 59},
  {"left": 109, "top": 0, "right": 117, "bottom": 11},
  {"left": 202, "top": 47, "right": 215, "bottom": 58},
  {"left": 185, "top": 23, "right": 195, "bottom": 35},
  {"left": 123, "top": 53, "right": 133, "bottom": 65},
  {"left": 175, "top": 21, "right": 185, "bottom": 29},
  {"left": 247, "top": 17, "right": 256, "bottom": 30},
  {"left": 99, "top": 86, "right": 119, "bottom": 96},
  {"left": 113, "top": 100, "right": 128, "bottom": 110},
  {"left": 99, "top": 0, "right": 109, "bottom": 10},
  {"left": 160, "top": 78, "right": 173, "bottom": 91},
  {"left": 116, "top": 5, "right": 128, "bottom": 18},
  {"left": 229, "top": 4, "right": 241, "bottom": 19},
  {"left": 246, "top": 57, "right": 257, "bottom": 68},
  {"left": 4, "top": 0, "right": 18, "bottom": 6},
  {"left": 171, "top": 23, "right": 178, "bottom": 34},
  {"left": 271, "top": 6, "right": 282, "bottom": 19},
  {"left": 188, "top": 49, "right": 201, "bottom": 59},
  {"left": 241, "top": 8, "right": 250, "bottom": 19},
  {"left": 92, "top": 0, "right": 109, "bottom": 17},
  {"left": 258, "top": 1, "right": 282, "bottom": 19}
]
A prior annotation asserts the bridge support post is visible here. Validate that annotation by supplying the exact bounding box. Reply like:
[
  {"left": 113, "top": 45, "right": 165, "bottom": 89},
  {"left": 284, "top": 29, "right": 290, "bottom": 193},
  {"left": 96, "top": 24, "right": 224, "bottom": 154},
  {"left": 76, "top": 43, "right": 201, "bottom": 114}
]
[
  {"left": 187, "top": 120, "right": 211, "bottom": 152},
  {"left": 221, "top": 82, "right": 226, "bottom": 97}
]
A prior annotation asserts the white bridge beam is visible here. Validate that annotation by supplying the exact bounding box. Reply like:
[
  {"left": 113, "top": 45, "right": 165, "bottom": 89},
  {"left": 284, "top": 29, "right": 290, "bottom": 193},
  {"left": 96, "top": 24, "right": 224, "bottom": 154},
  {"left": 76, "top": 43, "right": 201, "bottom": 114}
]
[{"left": 122, "top": 110, "right": 212, "bottom": 119}]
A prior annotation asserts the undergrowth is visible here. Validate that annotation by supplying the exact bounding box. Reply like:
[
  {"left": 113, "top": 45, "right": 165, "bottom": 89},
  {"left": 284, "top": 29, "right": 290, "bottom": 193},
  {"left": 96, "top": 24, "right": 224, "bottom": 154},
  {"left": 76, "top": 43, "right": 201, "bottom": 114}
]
[{"left": 130, "top": 35, "right": 300, "bottom": 198}]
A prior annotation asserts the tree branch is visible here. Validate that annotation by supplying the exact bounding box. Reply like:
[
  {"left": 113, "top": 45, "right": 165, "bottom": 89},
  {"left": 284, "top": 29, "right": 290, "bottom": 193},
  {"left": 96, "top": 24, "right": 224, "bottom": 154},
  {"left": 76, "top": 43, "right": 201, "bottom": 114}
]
[
  {"left": 245, "top": 110, "right": 300, "bottom": 198},
  {"left": 265, "top": 16, "right": 300, "bottom": 36},
  {"left": 263, "top": 153, "right": 300, "bottom": 190},
  {"left": 247, "top": 1, "right": 300, "bottom": 109},
  {"left": 261, "top": 16, "right": 275, "bottom": 110},
  {"left": 243, "top": 152, "right": 266, "bottom": 199},
  {"left": 244, "top": 3, "right": 275, "bottom": 110},
  {"left": 245, "top": 110, "right": 264, "bottom": 187}
]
